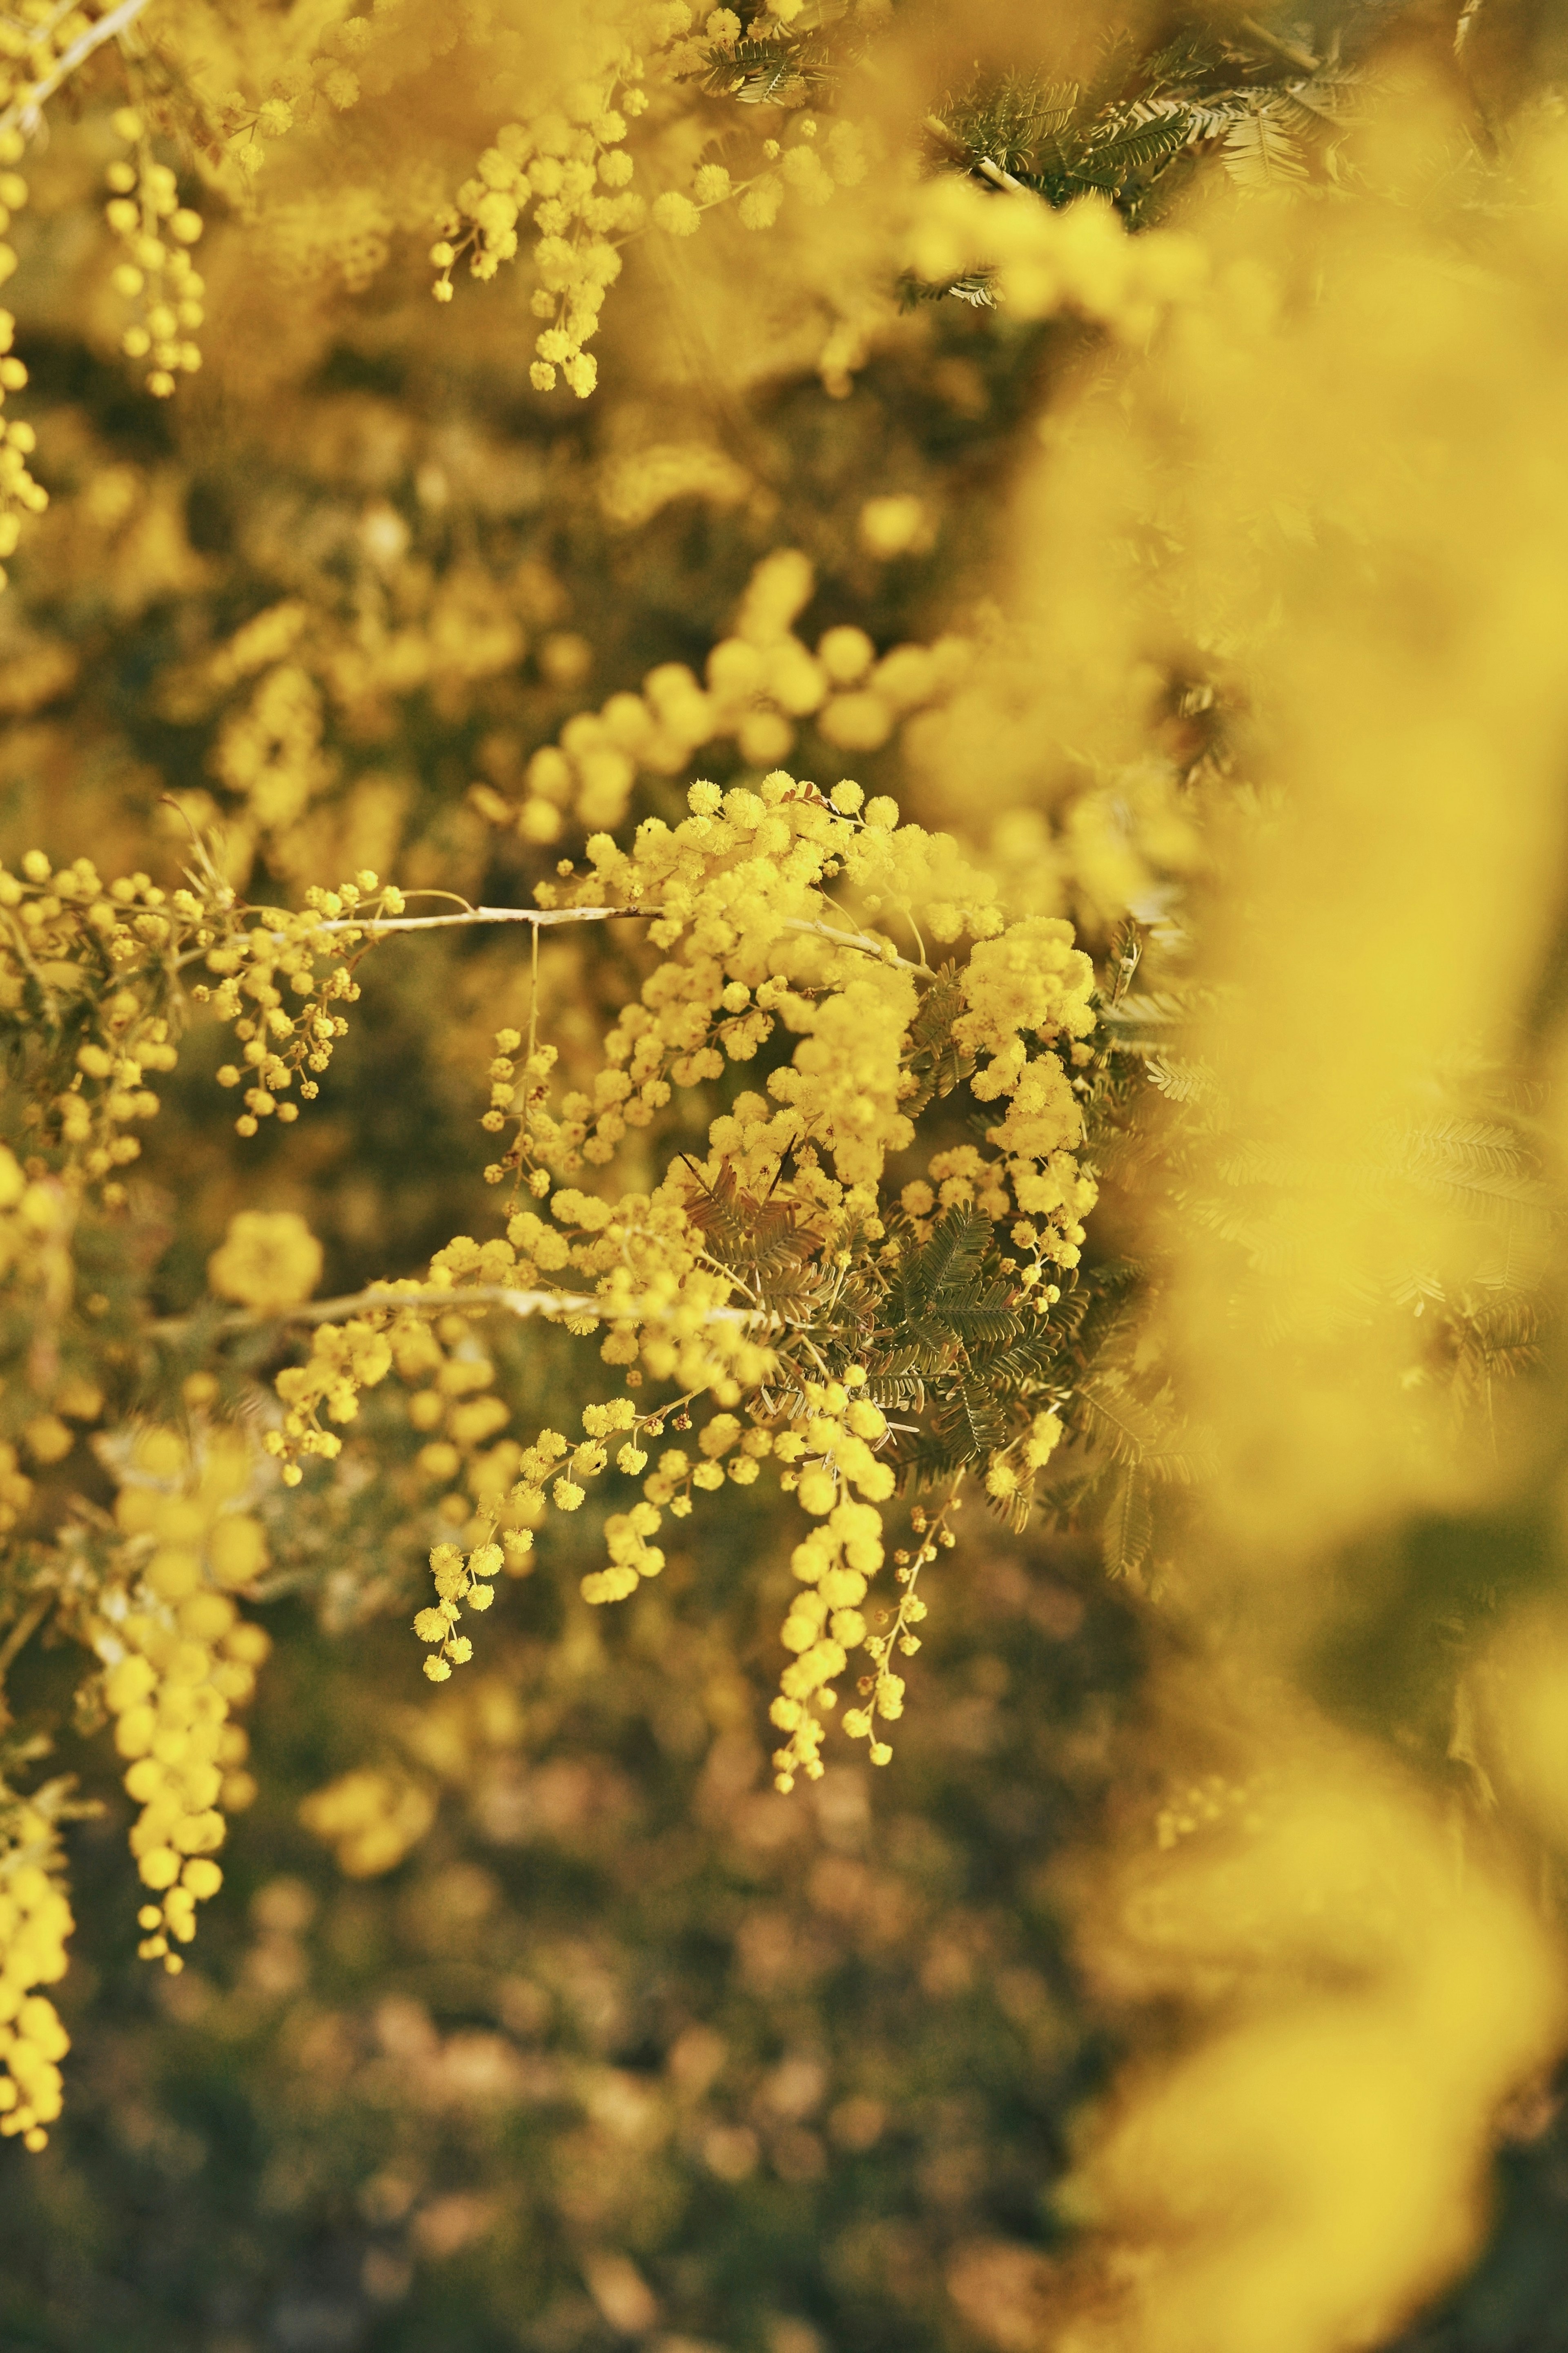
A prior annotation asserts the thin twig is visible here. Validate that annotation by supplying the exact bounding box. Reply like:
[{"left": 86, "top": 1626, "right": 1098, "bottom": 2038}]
[
  {"left": 149, "top": 1280, "right": 764, "bottom": 1341},
  {"left": 2, "top": 0, "right": 152, "bottom": 138},
  {"left": 263, "top": 903, "right": 933, "bottom": 977},
  {"left": 974, "top": 155, "right": 1030, "bottom": 195},
  {"left": 1454, "top": 0, "right": 1487, "bottom": 54},
  {"left": 1236, "top": 13, "right": 1319, "bottom": 74},
  {"left": 316, "top": 904, "right": 632, "bottom": 936},
  {"left": 0, "top": 1594, "right": 53, "bottom": 1686}
]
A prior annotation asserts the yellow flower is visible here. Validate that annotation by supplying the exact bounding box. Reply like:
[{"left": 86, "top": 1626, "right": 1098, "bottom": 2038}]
[
  {"left": 208, "top": 1211, "right": 322, "bottom": 1310},
  {"left": 653, "top": 191, "right": 701, "bottom": 237}
]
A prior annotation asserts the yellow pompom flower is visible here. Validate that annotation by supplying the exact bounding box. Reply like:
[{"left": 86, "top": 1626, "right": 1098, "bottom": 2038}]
[
  {"left": 652, "top": 191, "right": 701, "bottom": 237},
  {"left": 208, "top": 1211, "right": 323, "bottom": 1310}
]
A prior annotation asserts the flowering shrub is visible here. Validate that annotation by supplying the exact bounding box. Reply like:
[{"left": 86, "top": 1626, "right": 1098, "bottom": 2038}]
[{"left": 2, "top": 11, "right": 1568, "bottom": 2353}]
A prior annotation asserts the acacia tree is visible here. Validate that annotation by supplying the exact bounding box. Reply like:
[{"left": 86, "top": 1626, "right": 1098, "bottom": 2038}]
[{"left": 3, "top": 6, "right": 1568, "bottom": 2351}]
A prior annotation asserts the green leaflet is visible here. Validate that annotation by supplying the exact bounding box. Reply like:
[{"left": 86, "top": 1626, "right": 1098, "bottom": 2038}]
[
  {"left": 1102, "top": 1464, "right": 1153, "bottom": 1581},
  {"left": 899, "top": 964, "right": 971, "bottom": 1120}
]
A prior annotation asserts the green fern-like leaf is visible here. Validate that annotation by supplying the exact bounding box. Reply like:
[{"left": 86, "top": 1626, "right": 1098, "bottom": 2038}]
[
  {"left": 1074, "top": 1377, "right": 1210, "bottom": 1485},
  {"left": 1222, "top": 99, "right": 1312, "bottom": 187},
  {"left": 1102, "top": 1465, "right": 1152, "bottom": 1579},
  {"left": 932, "top": 1292, "right": 1022, "bottom": 1353},
  {"left": 932, "top": 1373, "right": 1012, "bottom": 1464},
  {"left": 1072, "top": 105, "right": 1197, "bottom": 189},
  {"left": 891, "top": 1207, "right": 989, "bottom": 1320},
  {"left": 900, "top": 965, "right": 972, "bottom": 1116}
]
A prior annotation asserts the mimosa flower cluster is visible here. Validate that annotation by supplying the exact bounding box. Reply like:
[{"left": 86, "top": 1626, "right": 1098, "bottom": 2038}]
[
  {"left": 0, "top": 0, "right": 1217, "bottom": 607},
  {"left": 0, "top": 295, "right": 42, "bottom": 593},
  {"left": 503, "top": 548, "right": 972, "bottom": 839},
  {"left": 102, "top": 108, "right": 205, "bottom": 400},
  {"left": 165, "top": 571, "right": 535, "bottom": 874},
  {"left": 299, "top": 1768, "right": 435, "bottom": 1878},
  {"left": 97, "top": 1425, "right": 270, "bottom": 1968},
  {"left": 430, "top": 2, "right": 877, "bottom": 399},
  {"left": 216, "top": 773, "right": 1104, "bottom": 1781},
  {"left": 0, "top": 842, "right": 412, "bottom": 1171},
  {"left": 901, "top": 175, "right": 1207, "bottom": 340},
  {"left": 0, "top": 714, "right": 1109, "bottom": 2151},
  {"left": 0, "top": 1798, "right": 72, "bottom": 2152}
]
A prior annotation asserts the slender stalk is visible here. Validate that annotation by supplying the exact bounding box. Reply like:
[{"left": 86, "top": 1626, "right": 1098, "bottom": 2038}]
[
  {"left": 0, "top": 1593, "right": 53, "bottom": 1687},
  {"left": 924, "top": 116, "right": 1031, "bottom": 197},
  {"left": 1454, "top": 0, "right": 1488, "bottom": 54},
  {"left": 2, "top": 0, "right": 153, "bottom": 137},
  {"left": 150, "top": 1280, "right": 763, "bottom": 1341},
  {"left": 292, "top": 903, "right": 932, "bottom": 978},
  {"left": 315, "top": 904, "right": 632, "bottom": 936},
  {"left": 1236, "top": 13, "right": 1319, "bottom": 73},
  {"left": 974, "top": 154, "right": 1029, "bottom": 196}
]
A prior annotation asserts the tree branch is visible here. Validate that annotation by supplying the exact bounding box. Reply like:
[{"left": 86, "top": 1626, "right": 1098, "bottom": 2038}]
[
  {"left": 314, "top": 904, "right": 632, "bottom": 936},
  {"left": 1235, "top": 14, "right": 1319, "bottom": 74},
  {"left": 924, "top": 114, "right": 1031, "bottom": 196},
  {"left": 0, "top": 1594, "right": 53, "bottom": 1690},
  {"left": 2, "top": 0, "right": 154, "bottom": 138},
  {"left": 288, "top": 902, "right": 933, "bottom": 977},
  {"left": 151, "top": 1280, "right": 762, "bottom": 1340}
]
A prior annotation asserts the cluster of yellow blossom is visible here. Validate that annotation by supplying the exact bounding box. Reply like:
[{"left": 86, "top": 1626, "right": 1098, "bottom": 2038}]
[
  {"left": 767, "top": 1381, "right": 890, "bottom": 1786},
  {"left": 107, "top": 1423, "right": 270, "bottom": 1604},
  {"left": 394, "top": 1278, "right": 941, "bottom": 1779},
  {"left": 99, "top": 1426, "right": 271, "bottom": 1965},
  {"left": 903, "top": 176, "right": 1207, "bottom": 341},
  {"left": 0, "top": 851, "right": 209, "bottom": 1191},
  {"left": 763, "top": 1402, "right": 974, "bottom": 1789},
  {"left": 426, "top": 3, "right": 874, "bottom": 401},
  {"left": 0, "top": 1141, "right": 107, "bottom": 1471},
  {"left": 178, "top": 579, "right": 532, "bottom": 867},
  {"left": 200, "top": 605, "right": 336, "bottom": 834},
  {"left": 953, "top": 914, "right": 1100, "bottom": 1251},
  {"left": 835, "top": 1494, "right": 959, "bottom": 1775},
  {"left": 0, "top": 1798, "right": 72, "bottom": 2152},
  {"left": 208, "top": 1209, "right": 323, "bottom": 1315},
  {"left": 0, "top": 846, "right": 420, "bottom": 1187},
  {"left": 0, "top": 0, "right": 86, "bottom": 120},
  {"left": 106, "top": 1423, "right": 271, "bottom": 1600},
  {"left": 430, "top": 0, "right": 673, "bottom": 390},
  {"left": 413, "top": 1534, "right": 502, "bottom": 1680},
  {"left": 494, "top": 542, "right": 1201, "bottom": 938},
  {"left": 410, "top": 1387, "right": 727, "bottom": 1673},
  {"left": 270, "top": 1316, "right": 393, "bottom": 1486},
  {"left": 482, "top": 810, "right": 1094, "bottom": 1764},
  {"left": 299, "top": 1768, "right": 435, "bottom": 1877},
  {"left": 504, "top": 550, "right": 971, "bottom": 840},
  {"left": 522, "top": 771, "right": 1003, "bottom": 1186},
  {"left": 226, "top": 761, "right": 1099, "bottom": 1757},
  {"left": 197, "top": 874, "right": 407, "bottom": 1135},
  {"left": 407, "top": 1369, "right": 751, "bottom": 1679},
  {"left": 648, "top": 101, "right": 871, "bottom": 246},
  {"left": 213, "top": 9, "right": 369, "bottom": 175},
  {"left": 263, "top": 1278, "right": 541, "bottom": 1550},
  {"left": 982, "top": 1408, "right": 1065, "bottom": 1514},
  {"left": 0, "top": 297, "right": 42, "bottom": 592},
  {"left": 102, "top": 109, "right": 205, "bottom": 399},
  {"left": 437, "top": 103, "right": 635, "bottom": 400}
]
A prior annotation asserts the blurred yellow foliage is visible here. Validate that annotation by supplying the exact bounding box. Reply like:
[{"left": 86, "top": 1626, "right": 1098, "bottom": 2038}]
[{"left": 300, "top": 1769, "right": 437, "bottom": 1878}]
